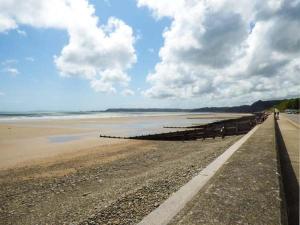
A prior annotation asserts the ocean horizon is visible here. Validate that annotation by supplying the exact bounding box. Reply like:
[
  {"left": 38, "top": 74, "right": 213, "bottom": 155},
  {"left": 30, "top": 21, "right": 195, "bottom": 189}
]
[{"left": 0, "top": 111, "right": 209, "bottom": 121}]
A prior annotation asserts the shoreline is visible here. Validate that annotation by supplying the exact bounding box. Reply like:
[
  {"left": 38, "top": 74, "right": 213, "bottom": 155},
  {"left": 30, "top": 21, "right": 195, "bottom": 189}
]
[
  {"left": 0, "top": 114, "right": 287, "bottom": 225},
  {"left": 0, "top": 113, "right": 247, "bottom": 170},
  {"left": 0, "top": 112, "right": 251, "bottom": 122}
]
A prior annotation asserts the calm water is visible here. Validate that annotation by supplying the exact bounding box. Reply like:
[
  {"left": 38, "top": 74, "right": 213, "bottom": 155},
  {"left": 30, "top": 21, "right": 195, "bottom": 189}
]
[
  {"left": 0, "top": 111, "right": 198, "bottom": 121},
  {"left": 48, "top": 135, "right": 82, "bottom": 143},
  {"left": 0, "top": 111, "right": 220, "bottom": 143}
]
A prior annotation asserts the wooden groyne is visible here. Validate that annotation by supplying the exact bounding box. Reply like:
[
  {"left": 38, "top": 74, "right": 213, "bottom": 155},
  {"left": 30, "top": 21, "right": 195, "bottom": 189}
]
[{"left": 99, "top": 113, "right": 268, "bottom": 141}]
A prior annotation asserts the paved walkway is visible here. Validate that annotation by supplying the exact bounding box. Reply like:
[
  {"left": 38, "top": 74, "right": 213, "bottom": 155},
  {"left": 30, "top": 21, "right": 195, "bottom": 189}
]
[
  {"left": 277, "top": 114, "right": 299, "bottom": 225},
  {"left": 138, "top": 125, "right": 259, "bottom": 225},
  {"left": 168, "top": 116, "right": 282, "bottom": 225},
  {"left": 277, "top": 115, "right": 300, "bottom": 182},
  {"left": 284, "top": 113, "right": 300, "bottom": 125}
]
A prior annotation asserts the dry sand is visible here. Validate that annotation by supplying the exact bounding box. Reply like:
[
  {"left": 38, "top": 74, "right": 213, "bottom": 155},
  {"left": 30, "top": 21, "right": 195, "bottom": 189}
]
[
  {"left": 0, "top": 113, "right": 246, "bottom": 170},
  {"left": 0, "top": 113, "right": 249, "bottom": 225},
  {"left": 0, "top": 135, "right": 241, "bottom": 225},
  {"left": 0, "top": 121, "right": 123, "bottom": 170},
  {"left": 0, "top": 115, "right": 171, "bottom": 169}
]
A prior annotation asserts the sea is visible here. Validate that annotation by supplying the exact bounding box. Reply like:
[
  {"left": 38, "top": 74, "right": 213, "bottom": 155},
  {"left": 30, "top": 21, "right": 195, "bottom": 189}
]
[
  {"left": 0, "top": 111, "right": 207, "bottom": 121},
  {"left": 0, "top": 111, "right": 218, "bottom": 138}
]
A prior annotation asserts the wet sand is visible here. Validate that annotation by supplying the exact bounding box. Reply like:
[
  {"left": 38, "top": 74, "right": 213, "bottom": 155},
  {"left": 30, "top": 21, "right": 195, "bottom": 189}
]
[
  {"left": 0, "top": 121, "right": 121, "bottom": 170},
  {"left": 0, "top": 113, "right": 249, "bottom": 224},
  {"left": 0, "top": 113, "right": 247, "bottom": 170}
]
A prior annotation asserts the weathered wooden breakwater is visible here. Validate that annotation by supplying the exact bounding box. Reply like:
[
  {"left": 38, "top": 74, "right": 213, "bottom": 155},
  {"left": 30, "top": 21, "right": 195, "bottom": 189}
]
[{"left": 99, "top": 113, "right": 268, "bottom": 141}]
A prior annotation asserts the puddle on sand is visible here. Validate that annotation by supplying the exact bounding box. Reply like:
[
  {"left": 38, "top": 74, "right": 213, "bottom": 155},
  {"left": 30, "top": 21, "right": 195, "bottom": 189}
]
[{"left": 48, "top": 135, "right": 82, "bottom": 143}]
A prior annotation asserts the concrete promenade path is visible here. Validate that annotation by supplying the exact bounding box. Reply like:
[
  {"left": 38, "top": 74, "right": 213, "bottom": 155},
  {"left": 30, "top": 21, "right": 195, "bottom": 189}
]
[
  {"left": 284, "top": 113, "right": 300, "bottom": 126},
  {"left": 277, "top": 114, "right": 300, "bottom": 182},
  {"left": 277, "top": 114, "right": 299, "bottom": 225},
  {"left": 166, "top": 116, "right": 283, "bottom": 225},
  {"left": 139, "top": 116, "right": 286, "bottom": 225}
]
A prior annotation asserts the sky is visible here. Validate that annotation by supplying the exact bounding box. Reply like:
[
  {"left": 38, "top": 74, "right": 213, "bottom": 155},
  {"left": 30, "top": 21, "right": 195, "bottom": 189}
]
[{"left": 0, "top": 0, "right": 299, "bottom": 111}]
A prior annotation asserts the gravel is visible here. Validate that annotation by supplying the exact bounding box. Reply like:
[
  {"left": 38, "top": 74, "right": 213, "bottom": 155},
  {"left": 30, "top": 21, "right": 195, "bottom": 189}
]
[{"left": 0, "top": 136, "right": 241, "bottom": 225}]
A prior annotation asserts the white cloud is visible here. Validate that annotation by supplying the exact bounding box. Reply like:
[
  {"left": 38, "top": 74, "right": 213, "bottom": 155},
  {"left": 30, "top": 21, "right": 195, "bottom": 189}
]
[
  {"left": 138, "top": 0, "right": 300, "bottom": 105},
  {"left": 1, "top": 59, "right": 17, "bottom": 66},
  {"left": 25, "top": 57, "right": 35, "bottom": 62},
  {"left": 0, "top": 14, "right": 16, "bottom": 32},
  {"left": 1, "top": 59, "right": 19, "bottom": 76},
  {"left": 122, "top": 88, "right": 135, "bottom": 96},
  {"left": 89, "top": 68, "right": 130, "bottom": 93},
  {"left": 137, "top": 0, "right": 185, "bottom": 19},
  {"left": 16, "top": 29, "right": 26, "bottom": 36},
  {"left": 3, "top": 67, "right": 19, "bottom": 76},
  {"left": 0, "top": 0, "right": 137, "bottom": 93},
  {"left": 90, "top": 79, "right": 116, "bottom": 94}
]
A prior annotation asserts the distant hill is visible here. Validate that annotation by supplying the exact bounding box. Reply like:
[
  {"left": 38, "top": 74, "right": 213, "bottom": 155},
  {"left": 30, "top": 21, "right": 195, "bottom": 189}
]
[
  {"left": 189, "top": 105, "right": 250, "bottom": 113},
  {"left": 105, "top": 99, "right": 293, "bottom": 113},
  {"left": 273, "top": 98, "right": 299, "bottom": 111},
  {"left": 190, "top": 100, "right": 282, "bottom": 113},
  {"left": 105, "top": 108, "right": 187, "bottom": 112}
]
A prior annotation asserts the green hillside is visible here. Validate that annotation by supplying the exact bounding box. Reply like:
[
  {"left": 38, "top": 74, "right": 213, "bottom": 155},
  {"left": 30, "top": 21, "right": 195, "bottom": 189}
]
[{"left": 274, "top": 98, "right": 299, "bottom": 112}]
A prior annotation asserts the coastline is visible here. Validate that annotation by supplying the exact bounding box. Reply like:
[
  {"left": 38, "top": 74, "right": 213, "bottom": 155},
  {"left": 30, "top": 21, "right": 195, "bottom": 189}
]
[
  {"left": 0, "top": 113, "right": 287, "bottom": 225},
  {"left": 0, "top": 113, "right": 247, "bottom": 170},
  {"left": 0, "top": 132, "right": 241, "bottom": 225}
]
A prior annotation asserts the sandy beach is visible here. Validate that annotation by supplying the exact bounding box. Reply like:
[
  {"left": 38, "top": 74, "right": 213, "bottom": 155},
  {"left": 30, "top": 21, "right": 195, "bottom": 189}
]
[
  {"left": 0, "top": 113, "right": 248, "bottom": 169},
  {"left": 0, "top": 113, "right": 246, "bottom": 224},
  {"left": 1, "top": 1, "right": 297, "bottom": 223}
]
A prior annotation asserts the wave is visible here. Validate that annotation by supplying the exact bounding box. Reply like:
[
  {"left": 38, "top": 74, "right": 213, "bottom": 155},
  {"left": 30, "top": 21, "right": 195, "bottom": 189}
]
[{"left": 0, "top": 111, "right": 201, "bottom": 121}]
